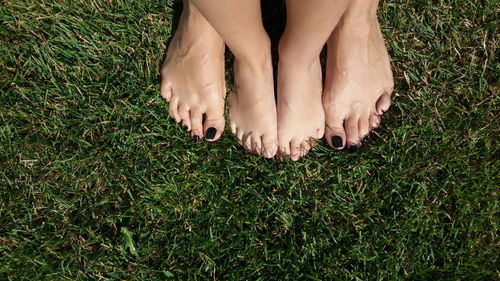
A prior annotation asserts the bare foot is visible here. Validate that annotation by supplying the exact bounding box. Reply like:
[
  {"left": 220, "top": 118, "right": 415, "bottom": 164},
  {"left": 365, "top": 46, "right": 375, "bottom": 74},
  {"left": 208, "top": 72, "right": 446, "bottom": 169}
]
[
  {"left": 229, "top": 48, "right": 278, "bottom": 159},
  {"left": 160, "top": 4, "right": 226, "bottom": 141},
  {"left": 323, "top": 9, "right": 394, "bottom": 151},
  {"left": 276, "top": 46, "right": 325, "bottom": 161}
]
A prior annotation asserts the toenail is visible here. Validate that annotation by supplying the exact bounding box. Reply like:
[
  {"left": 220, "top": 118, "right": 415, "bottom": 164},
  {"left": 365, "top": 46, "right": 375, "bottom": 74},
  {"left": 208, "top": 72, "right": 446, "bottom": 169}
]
[
  {"left": 347, "top": 145, "right": 358, "bottom": 152},
  {"left": 193, "top": 135, "right": 201, "bottom": 141},
  {"left": 205, "top": 127, "right": 217, "bottom": 140},
  {"left": 332, "top": 136, "right": 343, "bottom": 148},
  {"left": 362, "top": 135, "right": 369, "bottom": 142},
  {"left": 264, "top": 150, "right": 273, "bottom": 158}
]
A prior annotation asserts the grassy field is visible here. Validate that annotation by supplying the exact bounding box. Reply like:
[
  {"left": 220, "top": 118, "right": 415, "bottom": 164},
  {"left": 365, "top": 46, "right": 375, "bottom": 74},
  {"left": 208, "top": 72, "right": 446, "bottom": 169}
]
[{"left": 1, "top": 0, "right": 498, "bottom": 280}]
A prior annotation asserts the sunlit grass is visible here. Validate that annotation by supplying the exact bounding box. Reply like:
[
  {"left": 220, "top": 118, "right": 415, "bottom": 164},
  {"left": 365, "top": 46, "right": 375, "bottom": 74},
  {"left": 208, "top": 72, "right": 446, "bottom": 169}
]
[{"left": 0, "top": 0, "right": 498, "bottom": 280}]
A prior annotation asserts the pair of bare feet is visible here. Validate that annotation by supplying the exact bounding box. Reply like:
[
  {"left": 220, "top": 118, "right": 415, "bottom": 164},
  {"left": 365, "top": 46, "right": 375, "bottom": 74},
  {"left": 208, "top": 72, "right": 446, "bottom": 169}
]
[{"left": 160, "top": 0, "right": 394, "bottom": 161}]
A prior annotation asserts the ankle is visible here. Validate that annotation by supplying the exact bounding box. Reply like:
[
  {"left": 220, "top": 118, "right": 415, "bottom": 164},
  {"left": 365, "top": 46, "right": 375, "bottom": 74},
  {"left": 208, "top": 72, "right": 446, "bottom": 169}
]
[
  {"left": 233, "top": 38, "right": 272, "bottom": 70},
  {"left": 278, "top": 39, "right": 318, "bottom": 68},
  {"left": 341, "top": 0, "right": 378, "bottom": 31}
]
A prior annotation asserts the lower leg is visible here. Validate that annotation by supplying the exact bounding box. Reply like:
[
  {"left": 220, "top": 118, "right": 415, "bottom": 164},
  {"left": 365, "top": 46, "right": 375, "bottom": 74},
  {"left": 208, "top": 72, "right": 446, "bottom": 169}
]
[
  {"left": 191, "top": 0, "right": 278, "bottom": 158},
  {"left": 323, "top": 0, "right": 394, "bottom": 151},
  {"left": 279, "top": 0, "right": 350, "bottom": 65},
  {"left": 277, "top": 0, "right": 349, "bottom": 160}
]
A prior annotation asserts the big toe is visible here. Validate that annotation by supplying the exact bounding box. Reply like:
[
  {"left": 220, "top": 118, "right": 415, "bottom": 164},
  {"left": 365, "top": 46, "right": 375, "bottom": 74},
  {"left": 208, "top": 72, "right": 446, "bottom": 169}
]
[
  {"left": 325, "top": 114, "right": 347, "bottom": 150},
  {"left": 376, "top": 92, "right": 392, "bottom": 115},
  {"left": 262, "top": 134, "right": 278, "bottom": 159},
  {"left": 203, "top": 108, "right": 225, "bottom": 142}
]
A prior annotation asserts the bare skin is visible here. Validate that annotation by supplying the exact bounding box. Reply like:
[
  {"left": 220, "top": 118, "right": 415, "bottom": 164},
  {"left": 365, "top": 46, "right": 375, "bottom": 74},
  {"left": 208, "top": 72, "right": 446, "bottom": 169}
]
[
  {"left": 162, "top": 0, "right": 393, "bottom": 158},
  {"left": 277, "top": 0, "right": 349, "bottom": 160},
  {"left": 160, "top": 1, "right": 226, "bottom": 141},
  {"left": 191, "top": 0, "right": 278, "bottom": 158},
  {"left": 324, "top": 0, "right": 394, "bottom": 151}
]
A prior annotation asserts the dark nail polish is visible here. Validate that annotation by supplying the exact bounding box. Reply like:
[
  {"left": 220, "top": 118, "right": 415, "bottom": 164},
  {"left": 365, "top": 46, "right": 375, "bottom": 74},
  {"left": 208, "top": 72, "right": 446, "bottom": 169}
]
[
  {"left": 205, "top": 127, "right": 217, "bottom": 140},
  {"left": 347, "top": 145, "right": 358, "bottom": 152},
  {"left": 332, "top": 136, "right": 343, "bottom": 148},
  {"left": 362, "top": 135, "right": 369, "bottom": 142},
  {"left": 193, "top": 135, "right": 201, "bottom": 141}
]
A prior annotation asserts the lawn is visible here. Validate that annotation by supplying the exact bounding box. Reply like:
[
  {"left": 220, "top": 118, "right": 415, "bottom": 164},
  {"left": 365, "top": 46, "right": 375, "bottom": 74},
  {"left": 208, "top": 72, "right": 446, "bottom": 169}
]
[{"left": 0, "top": 0, "right": 498, "bottom": 280}]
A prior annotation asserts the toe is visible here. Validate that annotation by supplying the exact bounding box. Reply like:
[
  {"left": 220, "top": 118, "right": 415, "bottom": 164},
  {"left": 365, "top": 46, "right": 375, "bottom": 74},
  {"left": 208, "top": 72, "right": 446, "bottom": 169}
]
[
  {"left": 344, "top": 116, "right": 360, "bottom": 151},
  {"left": 290, "top": 139, "right": 302, "bottom": 161},
  {"left": 190, "top": 109, "right": 204, "bottom": 140},
  {"left": 179, "top": 105, "right": 191, "bottom": 131},
  {"left": 262, "top": 134, "right": 278, "bottom": 159},
  {"left": 358, "top": 113, "right": 370, "bottom": 141},
  {"left": 168, "top": 97, "right": 181, "bottom": 123},
  {"left": 315, "top": 126, "right": 325, "bottom": 139},
  {"left": 369, "top": 112, "right": 381, "bottom": 131},
  {"left": 278, "top": 141, "right": 291, "bottom": 160},
  {"left": 242, "top": 133, "right": 253, "bottom": 152},
  {"left": 160, "top": 78, "right": 172, "bottom": 102},
  {"left": 181, "top": 119, "right": 191, "bottom": 131},
  {"left": 251, "top": 136, "right": 263, "bottom": 155},
  {"left": 235, "top": 128, "right": 244, "bottom": 144},
  {"left": 325, "top": 114, "right": 347, "bottom": 150},
  {"left": 203, "top": 108, "right": 225, "bottom": 142},
  {"left": 376, "top": 92, "right": 392, "bottom": 115},
  {"left": 230, "top": 122, "right": 237, "bottom": 135},
  {"left": 300, "top": 141, "right": 312, "bottom": 158}
]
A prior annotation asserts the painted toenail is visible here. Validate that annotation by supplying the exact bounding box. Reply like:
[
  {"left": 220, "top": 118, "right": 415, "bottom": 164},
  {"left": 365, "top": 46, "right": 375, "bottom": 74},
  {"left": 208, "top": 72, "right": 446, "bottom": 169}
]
[
  {"left": 347, "top": 145, "right": 358, "bottom": 152},
  {"left": 205, "top": 127, "right": 217, "bottom": 140},
  {"left": 193, "top": 135, "right": 201, "bottom": 141},
  {"left": 264, "top": 150, "right": 273, "bottom": 158},
  {"left": 332, "top": 136, "right": 343, "bottom": 148}
]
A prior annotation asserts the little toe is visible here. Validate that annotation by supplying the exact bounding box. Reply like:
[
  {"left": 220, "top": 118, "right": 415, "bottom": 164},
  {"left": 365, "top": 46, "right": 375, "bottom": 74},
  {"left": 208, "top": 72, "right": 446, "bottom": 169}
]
[
  {"left": 160, "top": 79, "right": 172, "bottom": 101},
  {"left": 376, "top": 92, "right": 392, "bottom": 115},
  {"left": 325, "top": 115, "right": 347, "bottom": 150},
  {"left": 203, "top": 109, "right": 225, "bottom": 142},
  {"left": 230, "top": 122, "right": 237, "bottom": 135}
]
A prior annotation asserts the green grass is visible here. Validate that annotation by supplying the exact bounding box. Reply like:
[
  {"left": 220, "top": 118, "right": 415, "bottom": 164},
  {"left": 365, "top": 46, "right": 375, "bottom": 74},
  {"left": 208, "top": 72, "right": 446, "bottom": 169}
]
[{"left": 0, "top": 0, "right": 498, "bottom": 280}]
